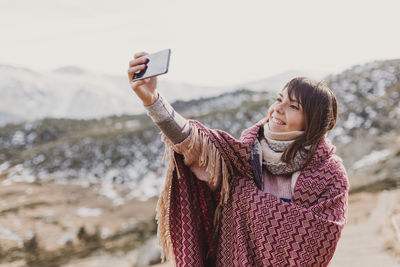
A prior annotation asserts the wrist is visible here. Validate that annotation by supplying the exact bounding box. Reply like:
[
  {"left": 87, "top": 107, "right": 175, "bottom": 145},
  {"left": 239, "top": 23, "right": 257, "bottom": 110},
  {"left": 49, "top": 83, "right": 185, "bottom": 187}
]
[{"left": 143, "top": 92, "right": 159, "bottom": 106}]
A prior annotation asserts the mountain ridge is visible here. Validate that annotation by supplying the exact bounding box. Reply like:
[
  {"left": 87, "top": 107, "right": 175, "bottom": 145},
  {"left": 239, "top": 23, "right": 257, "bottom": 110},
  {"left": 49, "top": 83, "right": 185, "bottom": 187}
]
[{"left": 0, "top": 65, "right": 320, "bottom": 126}]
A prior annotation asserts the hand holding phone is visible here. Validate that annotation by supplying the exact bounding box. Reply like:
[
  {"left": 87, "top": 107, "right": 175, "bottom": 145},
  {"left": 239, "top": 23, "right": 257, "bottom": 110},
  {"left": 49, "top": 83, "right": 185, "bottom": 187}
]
[
  {"left": 132, "top": 49, "right": 171, "bottom": 81},
  {"left": 128, "top": 49, "right": 171, "bottom": 105}
]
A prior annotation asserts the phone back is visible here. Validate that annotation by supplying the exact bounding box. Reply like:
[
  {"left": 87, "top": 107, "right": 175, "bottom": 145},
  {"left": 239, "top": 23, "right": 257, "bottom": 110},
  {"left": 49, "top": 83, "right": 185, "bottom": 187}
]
[{"left": 133, "top": 49, "right": 171, "bottom": 81}]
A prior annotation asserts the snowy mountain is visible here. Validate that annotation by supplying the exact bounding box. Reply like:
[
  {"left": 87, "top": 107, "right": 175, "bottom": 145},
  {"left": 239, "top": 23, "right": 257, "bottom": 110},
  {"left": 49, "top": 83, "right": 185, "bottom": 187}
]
[
  {"left": 0, "top": 65, "right": 137, "bottom": 125},
  {"left": 0, "top": 64, "right": 318, "bottom": 126}
]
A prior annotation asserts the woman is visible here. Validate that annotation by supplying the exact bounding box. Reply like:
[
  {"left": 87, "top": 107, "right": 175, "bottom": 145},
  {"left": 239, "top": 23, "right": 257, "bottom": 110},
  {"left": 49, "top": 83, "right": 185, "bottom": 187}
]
[{"left": 128, "top": 52, "right": 349, "bottom": 266}]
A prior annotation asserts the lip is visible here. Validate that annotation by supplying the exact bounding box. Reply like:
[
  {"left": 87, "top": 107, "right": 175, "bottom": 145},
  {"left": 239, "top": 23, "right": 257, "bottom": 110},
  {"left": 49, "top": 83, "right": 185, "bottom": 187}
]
[{"left": 271, "top": 117, "right": 286, "bottom": 125}]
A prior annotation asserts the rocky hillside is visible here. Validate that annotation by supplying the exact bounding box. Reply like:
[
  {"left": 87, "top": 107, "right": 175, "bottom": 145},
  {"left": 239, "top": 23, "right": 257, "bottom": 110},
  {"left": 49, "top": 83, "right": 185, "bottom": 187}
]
[
  {"left": 327, "top": 59, "right": 400, "bottom": 190},
  {"left": 1, "top": 59, "right": 400, "bottom": 202},
  {"left": 0, "top": 89, "right": 274, "bottom": 202}
]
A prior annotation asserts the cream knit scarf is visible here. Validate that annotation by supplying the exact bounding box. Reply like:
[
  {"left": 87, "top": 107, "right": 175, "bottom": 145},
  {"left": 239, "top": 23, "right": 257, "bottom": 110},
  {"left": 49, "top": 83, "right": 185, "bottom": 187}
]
[{"left": 256, "top": 123, "right": 308, "bottom": 175}]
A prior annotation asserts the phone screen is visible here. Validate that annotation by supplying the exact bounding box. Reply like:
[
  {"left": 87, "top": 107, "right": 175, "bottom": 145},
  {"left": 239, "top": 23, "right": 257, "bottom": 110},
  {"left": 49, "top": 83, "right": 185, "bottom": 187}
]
[{"left": 132, "top": 49, "right": 171, "bottom": 81}]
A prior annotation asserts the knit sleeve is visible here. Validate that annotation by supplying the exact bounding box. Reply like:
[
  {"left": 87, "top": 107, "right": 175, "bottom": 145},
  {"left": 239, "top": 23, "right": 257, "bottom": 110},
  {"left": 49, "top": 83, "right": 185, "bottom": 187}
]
[
  {"left": 145, "top": 94, "right": 220, "bottom": 190},
  {"left": 144, "top": 93, "right": 191, "bottom": 144}
]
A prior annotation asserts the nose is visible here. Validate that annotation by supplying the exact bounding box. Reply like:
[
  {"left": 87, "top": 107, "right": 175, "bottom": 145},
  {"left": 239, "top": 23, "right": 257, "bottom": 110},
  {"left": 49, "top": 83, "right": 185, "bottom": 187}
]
[{"left": 275, "top": 102, "right": 285, "bottom": 114}]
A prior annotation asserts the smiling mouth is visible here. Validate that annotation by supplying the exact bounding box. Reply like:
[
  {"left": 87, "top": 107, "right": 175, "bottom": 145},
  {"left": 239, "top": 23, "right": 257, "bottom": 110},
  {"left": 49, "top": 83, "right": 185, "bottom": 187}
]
[{"left": 271, "top": 117, "right": 286, "bottom": 125}]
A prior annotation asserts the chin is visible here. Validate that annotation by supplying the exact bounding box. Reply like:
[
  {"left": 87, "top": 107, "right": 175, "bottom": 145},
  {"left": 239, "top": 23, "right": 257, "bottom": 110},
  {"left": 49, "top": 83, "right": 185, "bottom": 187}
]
[{"left": 269, "top": 124, "right": 288, "bottom": 132}]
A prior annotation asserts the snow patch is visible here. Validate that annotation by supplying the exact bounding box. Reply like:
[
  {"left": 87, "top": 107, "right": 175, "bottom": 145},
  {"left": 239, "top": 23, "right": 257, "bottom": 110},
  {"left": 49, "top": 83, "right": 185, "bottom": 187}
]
[
  {"left": 352, "top": 149, "right": 391, "bottom": 170},
  {"left": 101, "top": 227, "right": 111, "bottom": 239},
  {"left": 2, "top": 164, "right": 36, "bottom": 185},
  {"left": 58, "top": 232, "right": 75, "bottom": 245},
  {"left": 0, "top": 225, "right": 22, "bottom": 246},
  {"left": 11, "top": 131, "right": 25, "bottom": 146},
  {"left": 76, "top": 207, "right": 103, "bottom": 217},
  {"left": 126, "top": 172, "right": 163, "bottom": 201}
]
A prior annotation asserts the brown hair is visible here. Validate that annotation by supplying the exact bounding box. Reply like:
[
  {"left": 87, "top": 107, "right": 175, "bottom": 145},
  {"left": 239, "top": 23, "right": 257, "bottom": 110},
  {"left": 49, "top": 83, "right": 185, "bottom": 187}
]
[{"left": 280, "top": 77, "right": 338, "bottom": 164}]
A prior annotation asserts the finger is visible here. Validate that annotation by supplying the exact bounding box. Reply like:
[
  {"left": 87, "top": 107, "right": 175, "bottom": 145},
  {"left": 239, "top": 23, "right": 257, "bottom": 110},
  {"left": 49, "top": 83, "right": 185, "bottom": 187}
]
[
  {"left": 127, "top": 64, "right": 147, "bottom": 75},
  {"left": 127, "top": 64, "right": 147, "bottom": 82},
  {"left": 134, "top": 52, "right": 148, "bottom": 59},
  {"left": 129, "top": 56, "right": 148, "bottom": 67}
]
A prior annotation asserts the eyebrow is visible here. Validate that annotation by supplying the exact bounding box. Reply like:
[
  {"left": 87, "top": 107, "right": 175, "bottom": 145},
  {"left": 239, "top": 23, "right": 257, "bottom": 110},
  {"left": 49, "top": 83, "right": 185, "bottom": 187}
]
[{"left": 279, "top": 93, "right": 302, "bottom": 105}]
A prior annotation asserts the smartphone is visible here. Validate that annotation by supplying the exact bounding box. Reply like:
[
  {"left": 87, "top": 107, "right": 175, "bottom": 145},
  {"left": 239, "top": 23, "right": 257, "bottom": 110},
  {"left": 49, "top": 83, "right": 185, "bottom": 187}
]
[{"left": 132, "top": 49, "right": 171, "bottom": 81}]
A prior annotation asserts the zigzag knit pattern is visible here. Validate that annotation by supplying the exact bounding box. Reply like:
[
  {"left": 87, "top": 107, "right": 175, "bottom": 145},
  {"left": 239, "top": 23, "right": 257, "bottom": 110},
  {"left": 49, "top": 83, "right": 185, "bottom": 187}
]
[{"left": 166, "top": 120, "right": 349, "bottom": 267}]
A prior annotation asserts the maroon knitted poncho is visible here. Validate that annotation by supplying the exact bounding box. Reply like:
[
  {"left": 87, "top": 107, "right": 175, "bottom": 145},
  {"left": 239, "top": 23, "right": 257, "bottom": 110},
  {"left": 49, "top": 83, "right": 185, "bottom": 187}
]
[{"left": 156, "top": 119, "right": 349, "bottom": 267}]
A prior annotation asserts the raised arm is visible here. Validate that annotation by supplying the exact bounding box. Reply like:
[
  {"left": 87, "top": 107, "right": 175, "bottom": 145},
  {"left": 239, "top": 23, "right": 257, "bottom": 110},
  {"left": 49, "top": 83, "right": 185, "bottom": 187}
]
[
  {"left": 128, "top": 51, "right": 191, "bottom": 144},
  {"left": 128, "top": 52, "right": 218, "bottom": 189}
]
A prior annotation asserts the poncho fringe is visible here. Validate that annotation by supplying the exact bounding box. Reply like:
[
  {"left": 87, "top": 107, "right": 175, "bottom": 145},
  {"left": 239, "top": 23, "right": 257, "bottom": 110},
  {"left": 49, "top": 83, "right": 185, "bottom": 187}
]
[{"left": 156, "top": 123, "right": 231, "bottom": 262}]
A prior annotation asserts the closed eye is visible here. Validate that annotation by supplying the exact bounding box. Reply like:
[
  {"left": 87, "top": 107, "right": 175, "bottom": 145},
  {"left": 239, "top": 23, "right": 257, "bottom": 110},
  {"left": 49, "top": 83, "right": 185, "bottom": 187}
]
[{"left": 290, "top": 104, "right": 299, "bottom": 110}]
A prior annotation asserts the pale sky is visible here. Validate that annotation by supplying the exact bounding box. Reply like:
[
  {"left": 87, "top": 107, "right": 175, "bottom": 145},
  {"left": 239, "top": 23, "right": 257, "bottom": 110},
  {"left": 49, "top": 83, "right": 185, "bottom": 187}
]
[{"left": 1, "top": 0, "right": 399, "bottom": 86}]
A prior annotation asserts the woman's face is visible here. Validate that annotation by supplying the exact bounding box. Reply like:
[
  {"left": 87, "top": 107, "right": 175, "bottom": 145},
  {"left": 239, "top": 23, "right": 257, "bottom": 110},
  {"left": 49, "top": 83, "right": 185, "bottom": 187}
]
[{"left": 268, "top": 89, "right": 305, "bottom": 132}]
